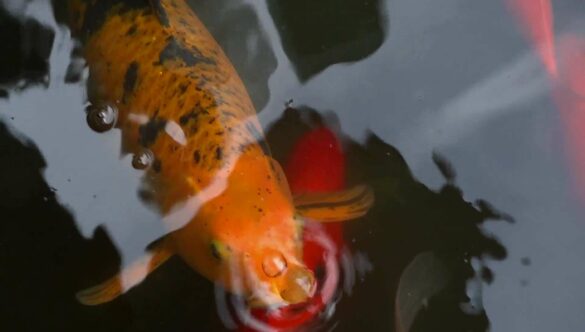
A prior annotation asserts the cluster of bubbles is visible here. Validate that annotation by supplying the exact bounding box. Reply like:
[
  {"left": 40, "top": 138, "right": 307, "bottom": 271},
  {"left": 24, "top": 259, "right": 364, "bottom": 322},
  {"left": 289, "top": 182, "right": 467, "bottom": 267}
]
[{"left": 86, "top": 103, "right": 154, "bottom": 171}]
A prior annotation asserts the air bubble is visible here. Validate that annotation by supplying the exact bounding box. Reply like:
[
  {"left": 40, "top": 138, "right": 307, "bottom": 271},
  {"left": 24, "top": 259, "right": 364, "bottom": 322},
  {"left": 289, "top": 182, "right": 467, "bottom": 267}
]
[
  {"left": 132, "top": 149, "right": 154, "bottom": 170},
  {"left": 262, "top": 251, "right": 287, "bottom": 278},
  {"left": 86, "top": 103, "right": 117, "bottom": 133}
]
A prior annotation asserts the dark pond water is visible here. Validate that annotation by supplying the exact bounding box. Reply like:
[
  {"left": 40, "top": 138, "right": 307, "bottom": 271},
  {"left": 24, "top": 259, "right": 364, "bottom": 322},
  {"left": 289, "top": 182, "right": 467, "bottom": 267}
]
[{"left": 1, "top": 0, "right": 585, "bottom": 331}]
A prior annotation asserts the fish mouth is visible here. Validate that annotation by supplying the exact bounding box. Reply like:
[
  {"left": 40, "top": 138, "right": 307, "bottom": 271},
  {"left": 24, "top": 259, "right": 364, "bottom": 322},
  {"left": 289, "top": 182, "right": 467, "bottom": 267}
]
[
  {"left": 246, "top": 293, "right": 289, "bottom": 309},
  {"left": 278, "top": 265, "right": 317, "bottom": 304},
  {"left": 241, "top": 273, "right": 290, "bottom": 308},
  {"left": 245, "top": 267, "right": 317, "bottom": 308}
]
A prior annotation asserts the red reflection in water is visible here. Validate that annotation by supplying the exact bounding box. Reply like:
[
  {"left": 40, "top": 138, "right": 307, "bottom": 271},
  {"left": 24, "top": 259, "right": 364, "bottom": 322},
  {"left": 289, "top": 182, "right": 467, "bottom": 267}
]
[
  {"left": 555, "top": 36, "right": 585, "bottom": 201},
  {"left": 239, "top": 127, "right": 346, "bottom": 331},
  {"left": 509, "top": 0, "right": 585, "bottom": 200},
  {"left": 506, "top": 0, "right": 557, "bottom": 77}
]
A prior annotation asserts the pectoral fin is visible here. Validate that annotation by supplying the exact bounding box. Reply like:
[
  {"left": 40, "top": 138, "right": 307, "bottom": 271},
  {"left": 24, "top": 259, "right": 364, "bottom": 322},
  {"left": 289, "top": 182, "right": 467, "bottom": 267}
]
[
  {"left": 76, "top": 239, "right": 174, "bottom": 305},
  {"left": 294, "top": 185, "right": 375, "bottom": 222}
]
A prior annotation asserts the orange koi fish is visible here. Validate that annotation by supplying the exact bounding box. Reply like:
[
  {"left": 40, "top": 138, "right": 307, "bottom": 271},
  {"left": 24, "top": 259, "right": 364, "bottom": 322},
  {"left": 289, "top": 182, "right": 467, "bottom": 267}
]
[{"left": 66, "top": 0, "right": 374, "bottom": 307}]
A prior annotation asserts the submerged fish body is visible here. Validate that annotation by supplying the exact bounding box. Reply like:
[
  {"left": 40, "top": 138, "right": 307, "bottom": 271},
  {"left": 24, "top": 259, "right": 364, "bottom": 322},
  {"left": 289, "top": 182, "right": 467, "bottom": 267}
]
[{"left": 68, "top": 0, "right": 373, "bottom": 307}]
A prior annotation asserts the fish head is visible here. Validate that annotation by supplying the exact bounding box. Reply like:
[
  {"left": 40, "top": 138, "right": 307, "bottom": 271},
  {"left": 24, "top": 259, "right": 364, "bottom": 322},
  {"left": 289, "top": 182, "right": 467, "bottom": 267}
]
[
  {"left": 206, "top": 154, "right": 316, "bottom": 307},
  {"left": 210, "top": 204, "right": 316, "bottom": 307},
  {"left": 241, "top": 239, "right": 317, "bottom": 308}
]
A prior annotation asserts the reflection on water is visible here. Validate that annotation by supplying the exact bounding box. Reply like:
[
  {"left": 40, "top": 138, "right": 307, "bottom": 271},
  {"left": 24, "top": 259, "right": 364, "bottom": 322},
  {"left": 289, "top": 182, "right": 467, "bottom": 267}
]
[
  {"left": 2, "top": 0, "right": 585, "bottom": 331},
  {"left": 266, "top": 0, "right": 386, "bottom": 81},
  {"left": 187, "top": 0, "right": 277, "bottom": 111},
  {"left": 0, "top": 3, "right": 53, "bottom": 91}
]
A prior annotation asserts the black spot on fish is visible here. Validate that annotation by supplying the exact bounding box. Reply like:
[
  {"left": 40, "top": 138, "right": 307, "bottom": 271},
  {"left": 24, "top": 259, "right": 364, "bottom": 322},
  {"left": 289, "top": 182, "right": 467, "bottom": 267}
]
[
  {"left": 179, "top": 82, "right": 189, "bottom": 94},
  {"left": 126, "top": 23, "right": 137, "bottom": 35},
  {"left": 138, "top": 117, "right": 167, "bottom": 147},
  {"left": 123, "top": 61, "right": 139, "bottom": 103},
  {"left": 150, "top": 0, "right": 170, "bottom": 26},
  {"left": 79, "top": 0, "right": 147, "bottom": 41},
  {"left": 193, "top": 150, "right": 201, "bottom": 163},
  {"left": 179, "top": 111, "right": 198, "bottom": 126},
  {"left": 152, "top": 159, "right": 162, "bottom": 173},
  {"left": 215, "top": 147, "right": 223, "bottom": 161},
  {"left": 159, "top": 37, "right": 215, "bottom": 67}
]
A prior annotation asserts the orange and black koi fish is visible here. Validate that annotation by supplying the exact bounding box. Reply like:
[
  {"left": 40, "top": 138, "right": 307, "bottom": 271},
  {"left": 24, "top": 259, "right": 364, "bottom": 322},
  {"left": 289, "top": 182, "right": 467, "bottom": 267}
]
[{"left": 65, "top": 0, "right": 374, "bottom": 307}]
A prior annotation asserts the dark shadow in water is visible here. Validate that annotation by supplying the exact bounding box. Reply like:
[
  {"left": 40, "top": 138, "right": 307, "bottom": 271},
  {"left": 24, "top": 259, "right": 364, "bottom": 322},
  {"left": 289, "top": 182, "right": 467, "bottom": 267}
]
[
  {"left": 267, "top": 0, "right": 386, "bottom": 81},
  {"left": 188, "top": 0, "right": 277, "bottom": 111},
  {"left": 265, "top": 106, "right": 508, "bottom": 332},
  {"left": 0, "top": 5, "right": 54, "bottom": 96},
  {"left": 0, "top": 121, "right": 133, "bottom": 331}
]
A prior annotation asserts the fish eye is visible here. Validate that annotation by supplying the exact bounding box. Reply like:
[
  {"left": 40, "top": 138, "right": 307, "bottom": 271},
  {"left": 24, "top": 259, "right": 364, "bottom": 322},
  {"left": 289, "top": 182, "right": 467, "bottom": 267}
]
[
  {"left": 262, "top": 251, "right": 287, "bottom": 278},
  {"left": 210, "top": 240, "right": 231, "bottom": 261}
]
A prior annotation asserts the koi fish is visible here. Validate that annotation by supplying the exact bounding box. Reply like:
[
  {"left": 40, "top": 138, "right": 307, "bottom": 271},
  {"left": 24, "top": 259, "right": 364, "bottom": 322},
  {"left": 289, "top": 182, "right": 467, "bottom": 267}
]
[{"left": 66, "top": 0, "right": 374, "bottom": 307}]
